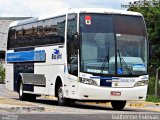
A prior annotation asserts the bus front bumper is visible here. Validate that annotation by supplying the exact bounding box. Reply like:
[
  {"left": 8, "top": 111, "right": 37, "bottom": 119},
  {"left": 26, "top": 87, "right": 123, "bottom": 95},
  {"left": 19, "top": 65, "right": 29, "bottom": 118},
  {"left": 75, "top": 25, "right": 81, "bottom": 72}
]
[{"left": 76, "top": 83, "right": 148, "bottom": 101}]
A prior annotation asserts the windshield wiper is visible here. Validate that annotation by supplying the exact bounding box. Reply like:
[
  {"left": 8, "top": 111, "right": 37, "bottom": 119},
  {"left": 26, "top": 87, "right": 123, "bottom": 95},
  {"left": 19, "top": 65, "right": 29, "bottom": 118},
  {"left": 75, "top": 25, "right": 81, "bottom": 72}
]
[
  {"left": 117, "top": 50, "right": 132, "bottom": 75},
  {"left": 100, "top": 55, "right": 109, "bottom": 74},
  {"left": 100, "top": 47, "right": 110, "bottom": 75}
]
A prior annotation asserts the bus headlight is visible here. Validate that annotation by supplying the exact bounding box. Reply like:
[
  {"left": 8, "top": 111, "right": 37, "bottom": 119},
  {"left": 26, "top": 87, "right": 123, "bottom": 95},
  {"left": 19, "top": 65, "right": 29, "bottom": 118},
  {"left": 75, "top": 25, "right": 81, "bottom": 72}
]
[
  {"left": 79, "top": 78, "right": 98, "bottom": 86},
  {"left": 134, "top": 80, "right": 148, "bottom": 87}
]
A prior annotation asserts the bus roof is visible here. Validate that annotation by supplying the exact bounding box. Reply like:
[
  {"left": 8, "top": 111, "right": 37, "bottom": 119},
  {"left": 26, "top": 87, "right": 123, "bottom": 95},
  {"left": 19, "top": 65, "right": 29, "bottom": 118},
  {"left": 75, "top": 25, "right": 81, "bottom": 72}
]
[{"left": 9, "top": 8, "right": 143, "bottom": 27}]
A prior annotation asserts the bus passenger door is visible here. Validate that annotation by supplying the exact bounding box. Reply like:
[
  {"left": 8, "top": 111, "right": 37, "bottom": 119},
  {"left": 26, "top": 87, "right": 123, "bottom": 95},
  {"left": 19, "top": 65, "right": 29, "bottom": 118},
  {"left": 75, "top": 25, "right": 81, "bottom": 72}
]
[{"left": 67, "top": 14, "right": 78, "bottom": 99}]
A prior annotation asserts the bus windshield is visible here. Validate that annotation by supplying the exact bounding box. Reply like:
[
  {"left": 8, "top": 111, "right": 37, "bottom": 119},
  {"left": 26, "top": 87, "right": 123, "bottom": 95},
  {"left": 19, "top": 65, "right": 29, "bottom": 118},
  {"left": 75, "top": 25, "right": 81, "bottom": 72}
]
[{"left": 80, "top": 14, "right": 148, "bottom": 76}]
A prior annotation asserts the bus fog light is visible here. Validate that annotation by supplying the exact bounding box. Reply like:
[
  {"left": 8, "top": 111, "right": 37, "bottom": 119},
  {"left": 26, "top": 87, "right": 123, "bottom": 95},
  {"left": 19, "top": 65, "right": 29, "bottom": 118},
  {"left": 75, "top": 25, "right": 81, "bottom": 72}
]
[
  {"left": 134, "top": 80, "right": 148, "bottom": 87},
  {"left": 79, "top": 78, "right": 98, "bottom": 86}
]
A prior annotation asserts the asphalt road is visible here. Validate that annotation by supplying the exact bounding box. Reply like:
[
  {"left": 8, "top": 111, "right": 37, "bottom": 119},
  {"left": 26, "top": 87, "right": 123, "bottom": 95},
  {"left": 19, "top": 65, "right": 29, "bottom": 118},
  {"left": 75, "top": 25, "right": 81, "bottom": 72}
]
[
  {"left": 0, "top": 84, "right": 160, "bottom": 120},
  {"left": 1, "top": 114, "right": 160, "bottom": 120}
]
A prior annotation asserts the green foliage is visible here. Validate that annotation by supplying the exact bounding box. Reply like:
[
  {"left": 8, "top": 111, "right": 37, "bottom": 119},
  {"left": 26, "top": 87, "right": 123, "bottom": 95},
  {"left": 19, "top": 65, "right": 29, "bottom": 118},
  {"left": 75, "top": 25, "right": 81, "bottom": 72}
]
[
  {"left": 148, "top": 76, "right": 156, "bottom": 95},
  {"left": 146, "top": 95, "right": 160, "bottom": 103},
  {"left": 0, "top": 65, "right": 5, "bottom": 83},
  {"left": 127, "top": 1, "right": 160, "bottom": 97},
  {"left": 128, "top": 0, "right": 160, "bottom": 68}
]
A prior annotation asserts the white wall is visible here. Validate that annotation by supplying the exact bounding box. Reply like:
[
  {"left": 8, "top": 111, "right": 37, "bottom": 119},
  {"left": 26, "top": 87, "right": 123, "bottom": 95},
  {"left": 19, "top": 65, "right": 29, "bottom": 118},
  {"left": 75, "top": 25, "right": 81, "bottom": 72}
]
[{"left": 0, "top": 20, "right": 12, "bottom": 51}]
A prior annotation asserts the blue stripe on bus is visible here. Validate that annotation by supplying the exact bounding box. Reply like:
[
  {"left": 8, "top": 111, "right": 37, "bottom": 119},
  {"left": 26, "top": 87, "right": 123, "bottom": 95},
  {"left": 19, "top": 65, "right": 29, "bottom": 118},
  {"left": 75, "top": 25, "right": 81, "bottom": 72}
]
[
  {"left": 100, "top": 79, "right": 112, "bottom": 87},
  {"left": 90, "top": 76, "right": 119, "bottom": 80},
  {"left": 7, "top": 50, "right": 45, "bottom": 63}
]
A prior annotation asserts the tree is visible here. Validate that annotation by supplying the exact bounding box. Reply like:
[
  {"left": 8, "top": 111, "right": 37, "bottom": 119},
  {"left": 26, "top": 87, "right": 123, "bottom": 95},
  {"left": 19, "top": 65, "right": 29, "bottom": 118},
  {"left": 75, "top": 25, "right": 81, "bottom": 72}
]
[
  {"left": 0, "top": 65, "right": 5, "bottom": 83},
  {"left": 128, "top": 0, "right": 160, "bottom": 68}
]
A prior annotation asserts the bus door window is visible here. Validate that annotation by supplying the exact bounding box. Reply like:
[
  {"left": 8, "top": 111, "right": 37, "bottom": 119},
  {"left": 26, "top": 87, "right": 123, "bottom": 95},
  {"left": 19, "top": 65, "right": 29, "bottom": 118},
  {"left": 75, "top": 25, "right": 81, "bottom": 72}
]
[{"left": 67, "top": 14, "right": 78, "bottom": 76}]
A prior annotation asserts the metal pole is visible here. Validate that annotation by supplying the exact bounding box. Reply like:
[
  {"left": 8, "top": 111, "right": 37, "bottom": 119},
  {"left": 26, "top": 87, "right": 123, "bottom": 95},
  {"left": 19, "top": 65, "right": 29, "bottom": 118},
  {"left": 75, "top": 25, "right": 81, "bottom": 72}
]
[{"left": 155, "top": 67, "right": 160, "bottom": 98}]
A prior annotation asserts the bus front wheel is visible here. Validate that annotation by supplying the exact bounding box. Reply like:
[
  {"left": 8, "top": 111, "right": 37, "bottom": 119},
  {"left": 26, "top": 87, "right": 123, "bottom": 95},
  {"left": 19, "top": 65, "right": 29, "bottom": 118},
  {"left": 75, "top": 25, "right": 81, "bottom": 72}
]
[
  {"left": 57, "top": 85, "right": 76, "bottom": 106},
  {"left": 57, "top": 85, "right": 67, "bottom": 106},
  {"left": 111, "top": 101, "right": 126, "bottom": 110}
]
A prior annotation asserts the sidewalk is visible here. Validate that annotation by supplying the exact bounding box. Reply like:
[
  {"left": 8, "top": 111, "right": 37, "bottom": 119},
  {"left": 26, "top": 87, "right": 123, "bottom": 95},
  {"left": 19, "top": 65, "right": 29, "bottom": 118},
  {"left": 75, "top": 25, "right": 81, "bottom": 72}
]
[
  {"left": 0, "top": 84, "right": 44, "bottom": 113},
  {"left": 0, "top": 97, "right": 44, "bottom": 113}
]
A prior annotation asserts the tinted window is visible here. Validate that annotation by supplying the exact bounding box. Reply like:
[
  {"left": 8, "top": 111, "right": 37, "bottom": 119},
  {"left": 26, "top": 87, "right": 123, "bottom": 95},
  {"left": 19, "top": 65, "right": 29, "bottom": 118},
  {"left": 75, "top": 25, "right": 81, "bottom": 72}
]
[
  {"left": 8, "top": 27, "right": 16, "bottom": 49},
  {"left": 115, "top": 15, "right": 146, "bottom": 36},
  {"left": 43, "top": 16, "right": 65, "bottom": 45},
  {"left": 8, "top": 16, "right": 66, "bottom": 49},
  {"left": 23, "top": 24, "right": 34, "bottom": 47},
  {"left": 67, "top": 14, "right": 78, "bottom": 76},
  {"left": 37, "top": 21, "right": 44, "bottom": 37},
  {"left": 80, "top": 14, "right": 114, "bottom": 33},
  {"left": 80, "top": 14, "right": 115, "bottom": 75},
  {"left": 80, "top": 14, "right": 147, "bottom": 76}
]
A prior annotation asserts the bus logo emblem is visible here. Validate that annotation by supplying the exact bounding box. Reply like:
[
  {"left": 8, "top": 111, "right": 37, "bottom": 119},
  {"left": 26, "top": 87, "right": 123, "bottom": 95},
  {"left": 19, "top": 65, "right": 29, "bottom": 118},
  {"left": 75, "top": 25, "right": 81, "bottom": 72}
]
[{"left": 52, "top": 49, "right": 62, "bottom": 60}]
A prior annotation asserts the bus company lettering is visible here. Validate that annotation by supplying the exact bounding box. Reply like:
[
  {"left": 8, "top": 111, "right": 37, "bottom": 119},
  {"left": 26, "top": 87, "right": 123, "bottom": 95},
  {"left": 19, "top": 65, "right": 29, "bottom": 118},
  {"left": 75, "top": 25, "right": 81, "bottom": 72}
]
[
  {"left": 52, "top": 49, "right": 62, "bottom": 60},
  {"left": 120, "top": 78, "right": 135, "bottom": 83}
]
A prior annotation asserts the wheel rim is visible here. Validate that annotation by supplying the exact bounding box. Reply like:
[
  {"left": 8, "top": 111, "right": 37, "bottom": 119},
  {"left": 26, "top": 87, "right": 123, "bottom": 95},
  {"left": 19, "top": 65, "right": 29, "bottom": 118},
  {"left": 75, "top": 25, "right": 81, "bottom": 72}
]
[
  {"left": 19, "top": 82, "right": 23, "bottom": 97},
  {"left": 58, "top": 87, "right": 64, "bottom": 103}
]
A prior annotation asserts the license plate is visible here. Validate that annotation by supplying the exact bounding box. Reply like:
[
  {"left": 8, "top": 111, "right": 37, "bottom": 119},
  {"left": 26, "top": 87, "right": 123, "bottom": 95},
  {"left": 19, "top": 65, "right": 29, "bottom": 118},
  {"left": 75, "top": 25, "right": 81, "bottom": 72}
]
[{"left": 110, "top": 91, "right": 121, "bottom": 96}]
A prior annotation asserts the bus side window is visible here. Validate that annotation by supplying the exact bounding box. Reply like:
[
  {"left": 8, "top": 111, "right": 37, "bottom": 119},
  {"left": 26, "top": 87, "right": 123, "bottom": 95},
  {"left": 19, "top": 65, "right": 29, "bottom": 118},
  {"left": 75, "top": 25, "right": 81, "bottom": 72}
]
[
  {"left": 8, "top": 28, "right": 16, "bottom": 49},
  {"left": 67, "top": 14, "right": 78, "bottom": 76}
]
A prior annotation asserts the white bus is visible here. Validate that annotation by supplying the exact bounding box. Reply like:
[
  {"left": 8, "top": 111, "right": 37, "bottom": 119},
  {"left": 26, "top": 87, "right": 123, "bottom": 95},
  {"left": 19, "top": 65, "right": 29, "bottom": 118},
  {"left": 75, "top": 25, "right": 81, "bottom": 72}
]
[{"left": 5, "top": 8, "right": 149, "bottom": 110}]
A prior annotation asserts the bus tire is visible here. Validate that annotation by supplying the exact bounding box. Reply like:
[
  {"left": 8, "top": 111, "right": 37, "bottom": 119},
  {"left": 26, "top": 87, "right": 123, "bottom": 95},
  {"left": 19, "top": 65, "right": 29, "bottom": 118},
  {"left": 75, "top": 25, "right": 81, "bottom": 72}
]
[
  {"left": 18, "top": 81, "right": 26, "bottom": 101},
  {"left": 111, "top": 101, "right": 126, "bottom": 110},
  {"left": 67, "top": 99, "right": 76, "bottom": 105},
  {"left": 57, "top": 85, "right": 68, "bottom": 106},
  {"left": 18, "top": 81, "right": 36, "bottom": 101}
]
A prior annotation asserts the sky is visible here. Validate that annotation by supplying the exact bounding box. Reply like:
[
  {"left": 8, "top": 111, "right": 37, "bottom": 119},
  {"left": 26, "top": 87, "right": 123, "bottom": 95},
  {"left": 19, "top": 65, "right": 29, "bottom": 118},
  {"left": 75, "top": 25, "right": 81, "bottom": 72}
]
[{"left": 0, "top": 0, "right": 135, "bottom": 17}]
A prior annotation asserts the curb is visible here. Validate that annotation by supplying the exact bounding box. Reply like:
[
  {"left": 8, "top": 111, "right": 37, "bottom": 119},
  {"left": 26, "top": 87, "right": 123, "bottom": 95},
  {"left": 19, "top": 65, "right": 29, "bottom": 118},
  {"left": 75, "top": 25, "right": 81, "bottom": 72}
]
[
  {"left": 145, "top": 102, "right": 160, "bottom": 105},
  {"left": 0, "top": 104, "right": 44, "bottom": 113},
  {"left": 127, "top": 101, "right": 160, "bottom": 107},
  {"left": 85, "top": 102, "right": 145, "bottom": 107},
  {"left": 127, "top": 103, "right": 144, "bottom": 107}
]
